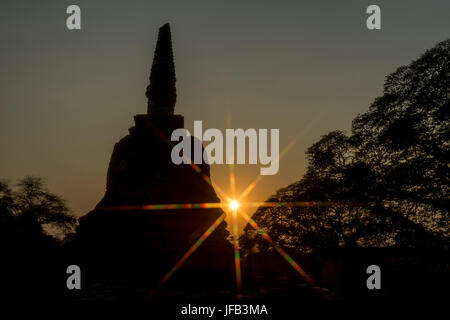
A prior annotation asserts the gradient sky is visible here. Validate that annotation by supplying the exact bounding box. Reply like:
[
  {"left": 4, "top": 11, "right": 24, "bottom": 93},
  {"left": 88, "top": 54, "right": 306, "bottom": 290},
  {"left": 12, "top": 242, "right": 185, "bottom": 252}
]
[{"left": 1, "top": 1, "right": 449, "bottom": 226}]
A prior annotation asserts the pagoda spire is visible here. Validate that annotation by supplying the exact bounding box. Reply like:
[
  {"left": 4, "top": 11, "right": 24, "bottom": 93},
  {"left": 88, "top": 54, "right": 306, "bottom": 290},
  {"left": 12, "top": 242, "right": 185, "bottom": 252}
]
[{"left": 146, "top": 23, "right": 177, "bottom": 115}]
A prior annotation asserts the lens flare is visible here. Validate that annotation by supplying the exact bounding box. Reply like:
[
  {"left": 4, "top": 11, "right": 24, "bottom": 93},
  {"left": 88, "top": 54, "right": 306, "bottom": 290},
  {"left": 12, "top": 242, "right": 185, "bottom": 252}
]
[
  {"left": 229, "top": 200, "right": 239, "bottom": 211},
  {"left": 137, "top": 111, "right": 350, "bottom": 301},
  {"left": 230, "top": 205, "right": 242, "bottom": 297},
  {"left": 145, "top": 213, "right": 226, "bottom": 299}
]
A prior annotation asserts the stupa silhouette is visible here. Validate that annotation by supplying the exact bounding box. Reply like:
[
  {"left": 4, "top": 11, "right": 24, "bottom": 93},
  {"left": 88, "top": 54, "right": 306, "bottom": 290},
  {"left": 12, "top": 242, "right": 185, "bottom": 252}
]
[{"left": 72, "top": 24, "right": 233, "bottom": 296}]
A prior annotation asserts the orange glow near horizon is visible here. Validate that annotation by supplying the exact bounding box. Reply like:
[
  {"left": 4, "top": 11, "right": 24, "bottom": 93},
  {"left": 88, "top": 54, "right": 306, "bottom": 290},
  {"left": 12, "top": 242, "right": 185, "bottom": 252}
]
[{"left": 134, "top": 111, "right": 334, "bottom": 299}]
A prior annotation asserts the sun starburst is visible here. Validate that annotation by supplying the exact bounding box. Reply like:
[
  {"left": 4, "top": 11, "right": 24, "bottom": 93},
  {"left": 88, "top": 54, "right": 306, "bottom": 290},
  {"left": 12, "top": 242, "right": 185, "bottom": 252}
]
[{"left": 97, "top": 111, "right": 342, "bottom": 300}]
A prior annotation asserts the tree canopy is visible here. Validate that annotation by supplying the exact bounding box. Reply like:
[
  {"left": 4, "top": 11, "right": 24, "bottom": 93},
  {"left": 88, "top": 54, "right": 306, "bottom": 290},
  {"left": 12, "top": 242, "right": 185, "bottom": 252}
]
[{"left": 240, "top": 39, "right": 449, "bottom": 254}]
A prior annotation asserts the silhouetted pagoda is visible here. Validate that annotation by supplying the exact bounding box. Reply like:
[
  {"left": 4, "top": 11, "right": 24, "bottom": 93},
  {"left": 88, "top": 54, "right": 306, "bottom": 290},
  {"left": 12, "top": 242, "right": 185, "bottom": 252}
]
[{"left": 72, "top": 24, "right": 233, "bottom": 295}]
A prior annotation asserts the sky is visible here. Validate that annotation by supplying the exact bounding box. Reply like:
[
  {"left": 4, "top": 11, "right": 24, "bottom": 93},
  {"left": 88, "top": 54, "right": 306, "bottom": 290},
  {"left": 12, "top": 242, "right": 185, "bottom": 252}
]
[{"left": 1, "top": 0, "right": 449, "bottom": 227}]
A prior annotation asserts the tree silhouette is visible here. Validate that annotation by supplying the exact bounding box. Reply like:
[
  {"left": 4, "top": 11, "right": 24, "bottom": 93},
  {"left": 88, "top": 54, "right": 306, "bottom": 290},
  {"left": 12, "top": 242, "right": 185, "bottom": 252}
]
[
  {"left": 240, "top": 39, "right": 449, "bottom": 254},
  {"left": 0, "top": 181, "right": 16, "bottom": 241},
  {"left": 352, "top": 40, "right": 449, "bottom": 212},
  {"left": 0, "top": 177, "right": 76, "bottom": 302}
]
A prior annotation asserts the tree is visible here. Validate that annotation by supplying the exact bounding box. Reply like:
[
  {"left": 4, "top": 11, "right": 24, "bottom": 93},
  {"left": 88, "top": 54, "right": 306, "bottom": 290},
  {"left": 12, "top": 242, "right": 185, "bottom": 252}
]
[
  {"left": 352, "top": 39, "right": 449, "bottom": 212},
  {"left": 0, "top": 176, "right": 77, "bottom": 243},
  {"left": 0, "top": 181, "right": 16, "bottom": 239},
  {"left": 240, "top": 39, "right": 450, "bottom": 254}
]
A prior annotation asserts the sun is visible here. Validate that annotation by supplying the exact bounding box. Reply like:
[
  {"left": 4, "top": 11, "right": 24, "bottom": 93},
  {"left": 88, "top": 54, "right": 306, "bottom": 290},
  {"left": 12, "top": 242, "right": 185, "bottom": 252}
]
[{"left": 229, "top": 200, "right": 240, "bottom": 211}]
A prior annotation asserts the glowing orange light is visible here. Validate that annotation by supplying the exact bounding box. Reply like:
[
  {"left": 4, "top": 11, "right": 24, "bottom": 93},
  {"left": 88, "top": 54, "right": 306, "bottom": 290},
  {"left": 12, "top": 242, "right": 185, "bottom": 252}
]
[{"left": 229, "top": 200, "right": 239, "bottom": 211}]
